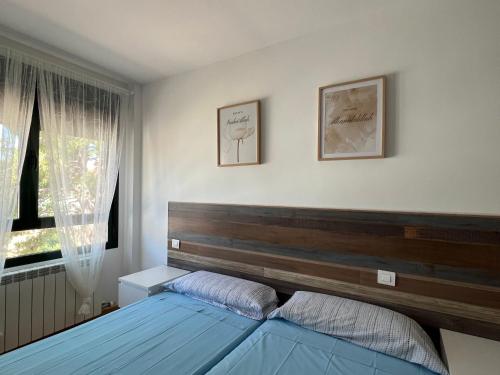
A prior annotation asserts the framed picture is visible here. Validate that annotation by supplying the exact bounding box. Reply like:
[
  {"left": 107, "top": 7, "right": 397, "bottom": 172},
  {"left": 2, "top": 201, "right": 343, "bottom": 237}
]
[
  {"left": 318, "top": 75, "right": 386, "bottom": 160},
  {"left": 217, "top": 100, "right": 260, "bottom": 167}
]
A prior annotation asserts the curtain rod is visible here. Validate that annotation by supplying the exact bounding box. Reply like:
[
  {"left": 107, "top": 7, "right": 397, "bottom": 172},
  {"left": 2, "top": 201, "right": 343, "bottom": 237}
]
[
  {"left": 37, "top": 59, "right": 135, "bottom": 96},
  {"left": 0, "top": 34, "right": 134, "bottom": 96}
]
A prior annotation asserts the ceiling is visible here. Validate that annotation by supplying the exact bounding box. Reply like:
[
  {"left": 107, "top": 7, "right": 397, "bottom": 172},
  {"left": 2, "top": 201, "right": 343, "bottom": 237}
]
[{"left": 0, "top": 0, "right": 391, "bottom": 83}]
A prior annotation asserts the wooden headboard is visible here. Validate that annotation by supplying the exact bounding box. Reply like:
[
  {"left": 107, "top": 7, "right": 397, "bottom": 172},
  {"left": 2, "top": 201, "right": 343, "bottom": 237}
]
[{"left": 167, "top": 201, "right": 500, "bottom": 341}]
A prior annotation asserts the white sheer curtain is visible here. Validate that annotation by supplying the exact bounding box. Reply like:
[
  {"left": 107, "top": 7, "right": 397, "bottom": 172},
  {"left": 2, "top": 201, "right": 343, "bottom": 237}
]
[
  {"left": 37, "top": 67, "right": 126, "bottom": 314},
  {"left": 0, "top": 48, "right": 36, "bottom": 275}
]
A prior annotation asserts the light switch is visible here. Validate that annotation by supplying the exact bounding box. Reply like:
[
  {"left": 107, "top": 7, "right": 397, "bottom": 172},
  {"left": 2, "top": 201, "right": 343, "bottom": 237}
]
[
  {"left": 171, "top": 239, "right": 180, "bottom": 249},
  {"left": 377, "top": 270, "right": 396, "bottom": 286}
]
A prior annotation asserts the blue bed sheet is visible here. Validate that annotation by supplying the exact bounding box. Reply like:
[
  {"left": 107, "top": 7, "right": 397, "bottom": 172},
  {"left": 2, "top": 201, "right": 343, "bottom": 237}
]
[
  {"left": 208, "top": 319, "right": 440, "bottom": 375},
  {"left": 0, "top": 291, "right": 261, "bottom": 375}
]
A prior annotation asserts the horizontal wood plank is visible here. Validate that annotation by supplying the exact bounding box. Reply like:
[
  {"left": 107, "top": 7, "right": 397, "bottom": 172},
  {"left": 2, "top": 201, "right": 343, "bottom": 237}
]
[
  {"left": 169, "top": 202, "right": 500, "bottom": 231},
  {"left": 169, "top": 216, "right": 500, "bottom": 274}
]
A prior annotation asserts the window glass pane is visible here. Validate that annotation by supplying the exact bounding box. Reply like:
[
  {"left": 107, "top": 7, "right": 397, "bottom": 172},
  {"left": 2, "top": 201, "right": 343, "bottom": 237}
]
[
  {"left": 38, "top": 131, "right": 53, "bottom": 217},
  {"left": 6, "top": 92, "right": 118, "bottom": 268},
  {"left": 0, "top": 123, "right": 20, "bottom": 219},
  {"left": 14, "top": 197, "right": 19, "bottom": 219},
  {"left": 6, "top": 228, "right": 60, "bottom": 258},
  {"left": 6, "top": 224, "right": 100, "bottom": 259},
  {"left": 38, "top": 131, "right": 99, "bottom": 217}
]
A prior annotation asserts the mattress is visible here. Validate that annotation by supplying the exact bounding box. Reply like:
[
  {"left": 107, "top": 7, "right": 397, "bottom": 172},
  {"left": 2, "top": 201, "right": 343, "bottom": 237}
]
[
  {"left": 0, "top": 291, "right": 261, "bottom": 375},
  {"left": 208, "top": 319, "right": 440, "bottom": 375}
]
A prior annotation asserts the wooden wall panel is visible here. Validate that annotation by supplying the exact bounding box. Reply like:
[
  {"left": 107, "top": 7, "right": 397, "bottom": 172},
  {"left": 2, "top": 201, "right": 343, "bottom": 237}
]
[{"left": 168, "top": 202, "right": 500, "bottom": 340}]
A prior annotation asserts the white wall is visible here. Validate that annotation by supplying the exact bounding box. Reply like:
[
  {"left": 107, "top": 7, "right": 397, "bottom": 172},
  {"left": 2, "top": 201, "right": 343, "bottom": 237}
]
[{"left": 141, "top": 0, "right": 500, "bottom": 268}]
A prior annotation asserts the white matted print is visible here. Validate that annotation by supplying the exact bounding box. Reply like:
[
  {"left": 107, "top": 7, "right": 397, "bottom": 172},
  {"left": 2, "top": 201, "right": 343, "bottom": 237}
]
[
  {"left": 218, "top": 100, "right": 260, "bottom": 167},
  {"left": 318, "top": 76, "right": 385, "bottom": 160}
]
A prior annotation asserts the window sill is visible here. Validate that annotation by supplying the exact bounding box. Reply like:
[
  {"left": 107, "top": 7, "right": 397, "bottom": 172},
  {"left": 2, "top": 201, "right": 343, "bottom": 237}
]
[
  {"left": 2, "top": 246, "right": 119, "bottom": 277},
  {"left": 2, "top": 257, "right": 65, "bottom": 277}
]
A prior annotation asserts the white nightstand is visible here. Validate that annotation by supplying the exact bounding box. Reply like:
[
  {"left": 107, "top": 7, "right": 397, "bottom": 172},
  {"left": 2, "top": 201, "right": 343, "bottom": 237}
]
[
  {"left": 440, "top": 329, "right": 500, "bottom": 375},
  {"left": 118, "top": 266, "right": 190, "bottom": 307}
]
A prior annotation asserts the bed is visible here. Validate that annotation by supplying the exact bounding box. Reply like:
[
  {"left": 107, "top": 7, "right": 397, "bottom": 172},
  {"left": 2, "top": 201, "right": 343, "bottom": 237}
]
[
  {"left": 208, "top": 318, "right": 440, "bottom": 375},
  {"left": 0, "top": 291, "right": 261, "bottom": 375},
  {"left": 0, "top": 269, "right": 448, "bottom": 375}
]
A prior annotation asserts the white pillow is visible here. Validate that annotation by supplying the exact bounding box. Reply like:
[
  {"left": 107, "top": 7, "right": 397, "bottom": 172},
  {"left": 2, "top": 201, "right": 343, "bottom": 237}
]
[
  {"left": 165, "top": 271, "right": 278, "bottom": 320},
  {"left": 268, "top": 291, "right": 448, "bottom": 375}
]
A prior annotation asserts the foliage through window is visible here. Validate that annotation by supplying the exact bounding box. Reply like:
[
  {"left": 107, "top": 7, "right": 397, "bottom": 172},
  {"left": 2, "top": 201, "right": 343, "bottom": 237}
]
[{"left": 5, "top": 96, "right": 118, "bottom": 268}]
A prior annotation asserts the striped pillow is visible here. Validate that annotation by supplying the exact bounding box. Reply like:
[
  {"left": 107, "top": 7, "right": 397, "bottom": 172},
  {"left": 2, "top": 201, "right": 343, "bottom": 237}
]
[
  {"left": 268, "top": 291, "right": 448, "bottom": 375},
  {"left": 165, "top": 271, "right": 278, "bottom": 320}
]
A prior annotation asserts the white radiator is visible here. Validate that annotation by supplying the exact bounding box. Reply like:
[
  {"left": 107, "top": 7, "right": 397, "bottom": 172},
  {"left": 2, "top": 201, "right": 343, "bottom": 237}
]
[{"left": 0, "top": 264, "right": 101, "bottom": 353}]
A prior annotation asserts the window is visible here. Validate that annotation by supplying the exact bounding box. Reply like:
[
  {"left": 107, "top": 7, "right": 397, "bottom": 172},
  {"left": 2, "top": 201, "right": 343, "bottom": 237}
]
[{"left": 5, "top": 96, "right": 118, "bottom": 268}]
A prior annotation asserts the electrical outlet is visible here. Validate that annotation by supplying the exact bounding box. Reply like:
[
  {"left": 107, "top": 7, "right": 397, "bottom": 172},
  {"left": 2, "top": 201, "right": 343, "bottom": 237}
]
[
  {"left": 377, "top": 270, "right": 396, "bottom": 286},
  {"left": 171, "top": 239, "right": 180, "bottom": 249}
]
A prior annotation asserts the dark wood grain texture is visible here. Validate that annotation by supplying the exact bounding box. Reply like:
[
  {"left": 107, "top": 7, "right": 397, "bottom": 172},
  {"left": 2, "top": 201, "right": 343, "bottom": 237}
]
[{"left": 167, "top": 201, "right": 500, "bottom": 341}]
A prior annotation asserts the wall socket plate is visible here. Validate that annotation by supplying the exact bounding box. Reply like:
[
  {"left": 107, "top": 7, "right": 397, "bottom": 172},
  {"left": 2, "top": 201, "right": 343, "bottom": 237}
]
[
  {"left": 377, "top": 270, "right": 396, "bottom": 287},
  {"left": 171, "top": 239, "right": 180, "bottom": 249}
]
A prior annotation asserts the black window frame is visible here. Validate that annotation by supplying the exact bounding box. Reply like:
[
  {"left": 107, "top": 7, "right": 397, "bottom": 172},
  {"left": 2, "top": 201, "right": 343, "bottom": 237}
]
[{"left": 5, "top": 95, "right": 119, "bottom": 269}]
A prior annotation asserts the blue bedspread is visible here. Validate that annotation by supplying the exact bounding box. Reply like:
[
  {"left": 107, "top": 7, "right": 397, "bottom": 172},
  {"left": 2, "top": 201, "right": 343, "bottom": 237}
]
[
  {"left": 208, "top": 319, "right": 439, "bottom": 375},
  {"left": 0, "top": 292, "right": 260, "bottom": 375}
]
